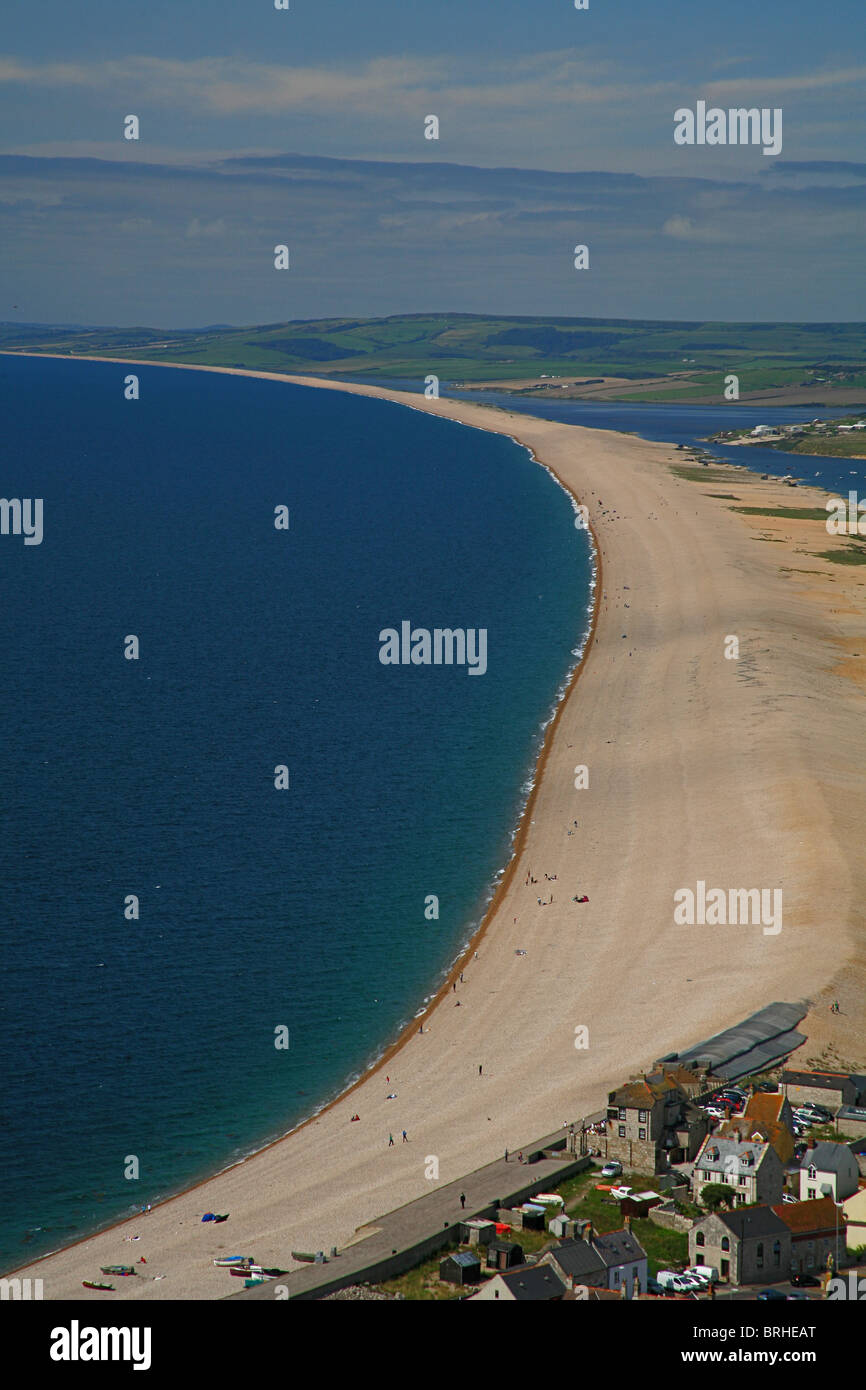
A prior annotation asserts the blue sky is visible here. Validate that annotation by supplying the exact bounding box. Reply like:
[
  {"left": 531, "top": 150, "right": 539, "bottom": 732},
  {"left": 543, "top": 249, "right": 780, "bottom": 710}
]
[{"left": 1, "top": 0, "right": 865, "bottom": 325}]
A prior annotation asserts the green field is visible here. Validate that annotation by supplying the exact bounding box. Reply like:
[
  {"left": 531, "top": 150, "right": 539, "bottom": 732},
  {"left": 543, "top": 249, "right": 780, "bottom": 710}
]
[{"left": 3, "top": 314, "right": 866, "bottom": 401}]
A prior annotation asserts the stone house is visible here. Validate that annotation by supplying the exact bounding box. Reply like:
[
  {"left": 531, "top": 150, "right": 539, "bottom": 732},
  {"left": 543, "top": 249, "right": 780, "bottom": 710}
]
[
  {"left": 689, "top": 1206, "right": 791, "bottom": 1284},
  {"left": 604, "top": 1075, "right": 707, "bottom": 1173},
  {"left": 692, "top": 1135, "right": 784, "bottom": 1208},
  {"left": 771, "top": 1197, "right": 845, "bottom": 1276},
  {"left": 540, "top": 1225, "right": 648, "bottom": 1299},
  {"left": 780, "top": 1070, "right": 859, "bottom": 1112}
]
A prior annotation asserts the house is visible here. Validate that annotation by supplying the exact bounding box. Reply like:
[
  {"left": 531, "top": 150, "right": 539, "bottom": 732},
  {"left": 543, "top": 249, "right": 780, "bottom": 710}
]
[
  {"left": 841, "top": 1187, "right": 866, "bottom": 1245},
  {"left": 439, "top": 1251, "right": 482, "bottom": 1286},
  {"left": 780, "top": 1070, "right": 859, "bottom": 1112},
  {"left": 719, "top": 1093, "right": 796, "bottom": 1163},
  {"left": 799, "top": 1142, "right": 860, "bottom": 1202},
  {"left": 689, "top": 1206, "right": 791, "bottom": 1284},
  {"left": 469, "top": 1266, "right": 566, "bottom": 1301},
  {"left": 692, "top": 1135, "right": 784, "bottom": 1207},
  {"left": 771, "top": 1197, "right": 845, "bottom": 1276},
  {"left": 541, "top": 1225, "right": 648, "bottom": 1298},
  {"left": 604, "top": 1074, "right": 707, "bottom": 1172}
]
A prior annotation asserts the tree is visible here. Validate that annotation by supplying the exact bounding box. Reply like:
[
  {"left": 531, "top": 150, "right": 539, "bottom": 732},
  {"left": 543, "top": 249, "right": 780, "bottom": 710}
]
[{"left": 701, "top": 1183, "right": 736, "bottom": 1212}]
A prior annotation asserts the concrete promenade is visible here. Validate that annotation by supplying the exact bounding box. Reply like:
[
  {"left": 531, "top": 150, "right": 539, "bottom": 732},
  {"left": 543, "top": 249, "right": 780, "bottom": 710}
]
[{"left": 230, "top": 1129, "right": 591, "bottom": 1300}]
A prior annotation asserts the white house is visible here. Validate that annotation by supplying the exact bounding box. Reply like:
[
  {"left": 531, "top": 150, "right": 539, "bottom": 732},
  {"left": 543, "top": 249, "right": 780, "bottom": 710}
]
[{"left": 799, "top": 1142, "right": 860, "bottom": 1202}]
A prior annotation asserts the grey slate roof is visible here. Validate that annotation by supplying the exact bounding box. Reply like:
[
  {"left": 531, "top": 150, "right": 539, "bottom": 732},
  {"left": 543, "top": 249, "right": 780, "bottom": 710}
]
[
  {"left": 498, "top": 1266, "right": 566, "bottom": 1301},
  {"left": 799, "top": 1142, "right": 856, "bottom": 1173},
  {"left": 546, "top": 1239, "right": 607, "bottom": 1281},
  {"left": 593, "top": 1229, "right": 647, "bottom": 1266},
  {"left": 781, "top": 1071, "right": 850, "bottom": 1092},
  {"left": 696, "top": 1137, "right": 769, "bottom": 1175},
  {"left": 713, "top": 1206, "right": 789, "bottom": 1241}
]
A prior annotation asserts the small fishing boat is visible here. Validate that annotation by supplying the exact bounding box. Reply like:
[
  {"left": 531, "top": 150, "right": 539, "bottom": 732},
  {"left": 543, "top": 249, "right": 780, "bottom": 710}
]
[
  {"left": 100, "top": 1265, "right": 136, "bottom": 1277},
  {"left": 290, "top": 1250, "right": 322, "bottom": 1263},
  {"left": 213, "top": 1214, "right": 230, "bottom": 1223},
  {"left": 213, "top": 1256, "right": 251, "bottom": 1267},
  {"left": 230, "top": 1263, "right": 263, "bottom": 1277},
  {"left": 243, "top": 1277, "right": 264, "bottom": 1287},
  {"left": 261, "top": 1267, "right": 288, "bottom": 1277},
  {"left": 83, "top": 1280, "right": 114, "bottom": 1291}
]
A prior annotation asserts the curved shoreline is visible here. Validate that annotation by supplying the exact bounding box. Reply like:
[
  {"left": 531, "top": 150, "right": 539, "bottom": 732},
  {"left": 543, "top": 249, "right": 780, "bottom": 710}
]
[
  {"left": 4, "top": 351, "right": 863, "bottom": 1299},
  {"left": 1, "top": 352, "right": 602, "bottom": 1276}
]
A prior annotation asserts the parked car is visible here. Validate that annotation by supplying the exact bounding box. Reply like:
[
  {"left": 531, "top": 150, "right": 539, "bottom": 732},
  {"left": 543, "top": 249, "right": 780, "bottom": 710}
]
[
  {"left": 599, "top": 1161, "right": 622, "bottom": 1178},
  {"left": 791, "top": 1272, "right": 821, "bottom": 1287},
  {"left": 646, "top": 1276, "right": 666, "bottom": 1296},
  {"left": 786, "top": 1290, "right": 810, "bottom": 1301},
  {"left": 782, "top": 1193, "right": 799, "bottom": 1204},
  {"left": 757, "top": 1287, "right": 788, "bottom": 1301},
  {"left": 794, "top": 1104, "right": 832, "bottom": 1123}
]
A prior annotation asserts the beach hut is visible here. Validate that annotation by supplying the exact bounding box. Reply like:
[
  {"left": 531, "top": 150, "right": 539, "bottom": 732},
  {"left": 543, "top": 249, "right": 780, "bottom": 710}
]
[
  {"left": 487, "top": 1240, "right": 524, "bottom": 1271},
  {"left": 439, "top": 1251, "right": 482, "bottom": 1287},
  {"left": 518, "top": 1204, "right": 546, "bottom": 1232},
  {"left": 460, "top": 1219, "right": 497, "bottom": 1247},
  {"left": 549, "top": 1214, "right": 577, "bottom": 1239}
]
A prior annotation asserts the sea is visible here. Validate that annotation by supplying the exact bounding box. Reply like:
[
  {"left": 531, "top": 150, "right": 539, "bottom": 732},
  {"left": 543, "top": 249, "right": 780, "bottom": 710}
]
[{"left": 0, "top": 355, "right": 593, "bottom": 1271}]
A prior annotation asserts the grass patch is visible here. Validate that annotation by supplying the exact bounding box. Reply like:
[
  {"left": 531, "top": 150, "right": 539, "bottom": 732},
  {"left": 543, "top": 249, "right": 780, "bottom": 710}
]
[
  {"left": 671, "top": 466, "right": 738, "bottom": 483},
  {"left": 732, "top": 506, "right": 830, "bottom": 520},
  {"left": 813, "top": 548, "right": 866, "bottom": 565},
  {"left": 378, "top": 1250, "right": 469, "bottom": 1301}
]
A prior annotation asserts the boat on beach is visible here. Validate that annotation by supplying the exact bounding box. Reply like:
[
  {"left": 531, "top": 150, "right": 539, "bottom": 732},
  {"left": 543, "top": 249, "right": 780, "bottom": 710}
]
[
  {"left": 290, "top": 1250, "right": 325, "bottom": 1263},
  {"left": 83, "top": 1280, "right": 114, "bottom": 1291},
  {"left": 100, "top": 1265, "right": 136, "bottom": 1276},
  {"left": 213, "top": 1256, "right": 251, "bottom": 1267}
]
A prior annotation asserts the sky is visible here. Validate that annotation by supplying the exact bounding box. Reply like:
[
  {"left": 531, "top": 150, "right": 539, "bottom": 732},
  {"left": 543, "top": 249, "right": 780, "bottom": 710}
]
[{"left": 1, "top": 0, "right": 865, "bottom": 326}]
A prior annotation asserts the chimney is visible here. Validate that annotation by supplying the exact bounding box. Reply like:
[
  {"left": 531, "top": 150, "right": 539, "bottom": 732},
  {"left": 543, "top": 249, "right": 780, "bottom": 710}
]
[{"left": 624, "top": 1215, "right": 632, "bottom": 1230}]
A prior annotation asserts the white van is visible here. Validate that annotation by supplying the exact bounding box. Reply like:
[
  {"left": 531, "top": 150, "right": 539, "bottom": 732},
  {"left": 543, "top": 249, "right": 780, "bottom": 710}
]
[
  {"left": 684, "top": 1264, "right": 719, "bottom": 1285},
  {"left": 656, "top": 1270, "right": 702, "bottom": 1293}
]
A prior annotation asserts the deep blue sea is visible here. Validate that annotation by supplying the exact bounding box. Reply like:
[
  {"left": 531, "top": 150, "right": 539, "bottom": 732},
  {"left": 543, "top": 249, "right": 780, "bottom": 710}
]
[{"left": 0, "top": 356, "right": 593, "bottom": 1271}]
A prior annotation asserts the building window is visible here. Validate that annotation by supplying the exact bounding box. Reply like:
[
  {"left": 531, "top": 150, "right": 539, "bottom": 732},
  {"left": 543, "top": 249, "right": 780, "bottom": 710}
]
[
  {"left": 638, "top": 1110, "right": 648, "bottom": 1123},
  {"left": 639, "top": 1128, "right": 646, "bottom": 1141},
  {"left": 757, "top": 1243, "right": 764, "bottom": 1269},
  {"left": 808, "top": 1166, "right": 817, "bottom": 1180},
  {"left": 738, "top": 1176, "right": 747, "bottom": 1186},
  {"left": 618, "top": 1108, "right": 626, "bottom": 1121},
  {"left": 612, "top": 1269, "right": 620, "bottom": 1285},
  {"left": 807, "top": 1188, "right": 816, "bottom": 1201},
  {"left": 696, "top": 1232, "right": 705, "bottom": 1248},
  {"left": 773, "top": 1242, "right": 781, "bottom": 1267},
  {"left": 618, "top": 1125, "right": 626, "bottom": 1138},
  {"left": 721, "top": 1238, "right": 730, "bottom": 1252}
]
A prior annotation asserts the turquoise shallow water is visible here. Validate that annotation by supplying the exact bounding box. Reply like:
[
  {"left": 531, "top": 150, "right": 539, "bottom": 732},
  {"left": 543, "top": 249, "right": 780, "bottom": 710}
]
[{"left": 0, "top": 357, "right": 592, "bottom": 1271}]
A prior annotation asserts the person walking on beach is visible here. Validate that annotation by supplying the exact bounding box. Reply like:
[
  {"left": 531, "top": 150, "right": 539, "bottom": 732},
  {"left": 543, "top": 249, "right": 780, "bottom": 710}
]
[
  {"left": 504, "top": 1148, "right": 509, "bottom": 1164},
  {"left": 388, "top": 1133, "right": 394, "bottom": 1147},
  {"left": 479, "top": 1064, "right": 483, "bottom": 1076},
  {"left": 460, "top": 1192, "right": 466, "bottom": 1209},
  {"left": 402, "top": 1130, "right": 408, "bottom": 1143}
]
